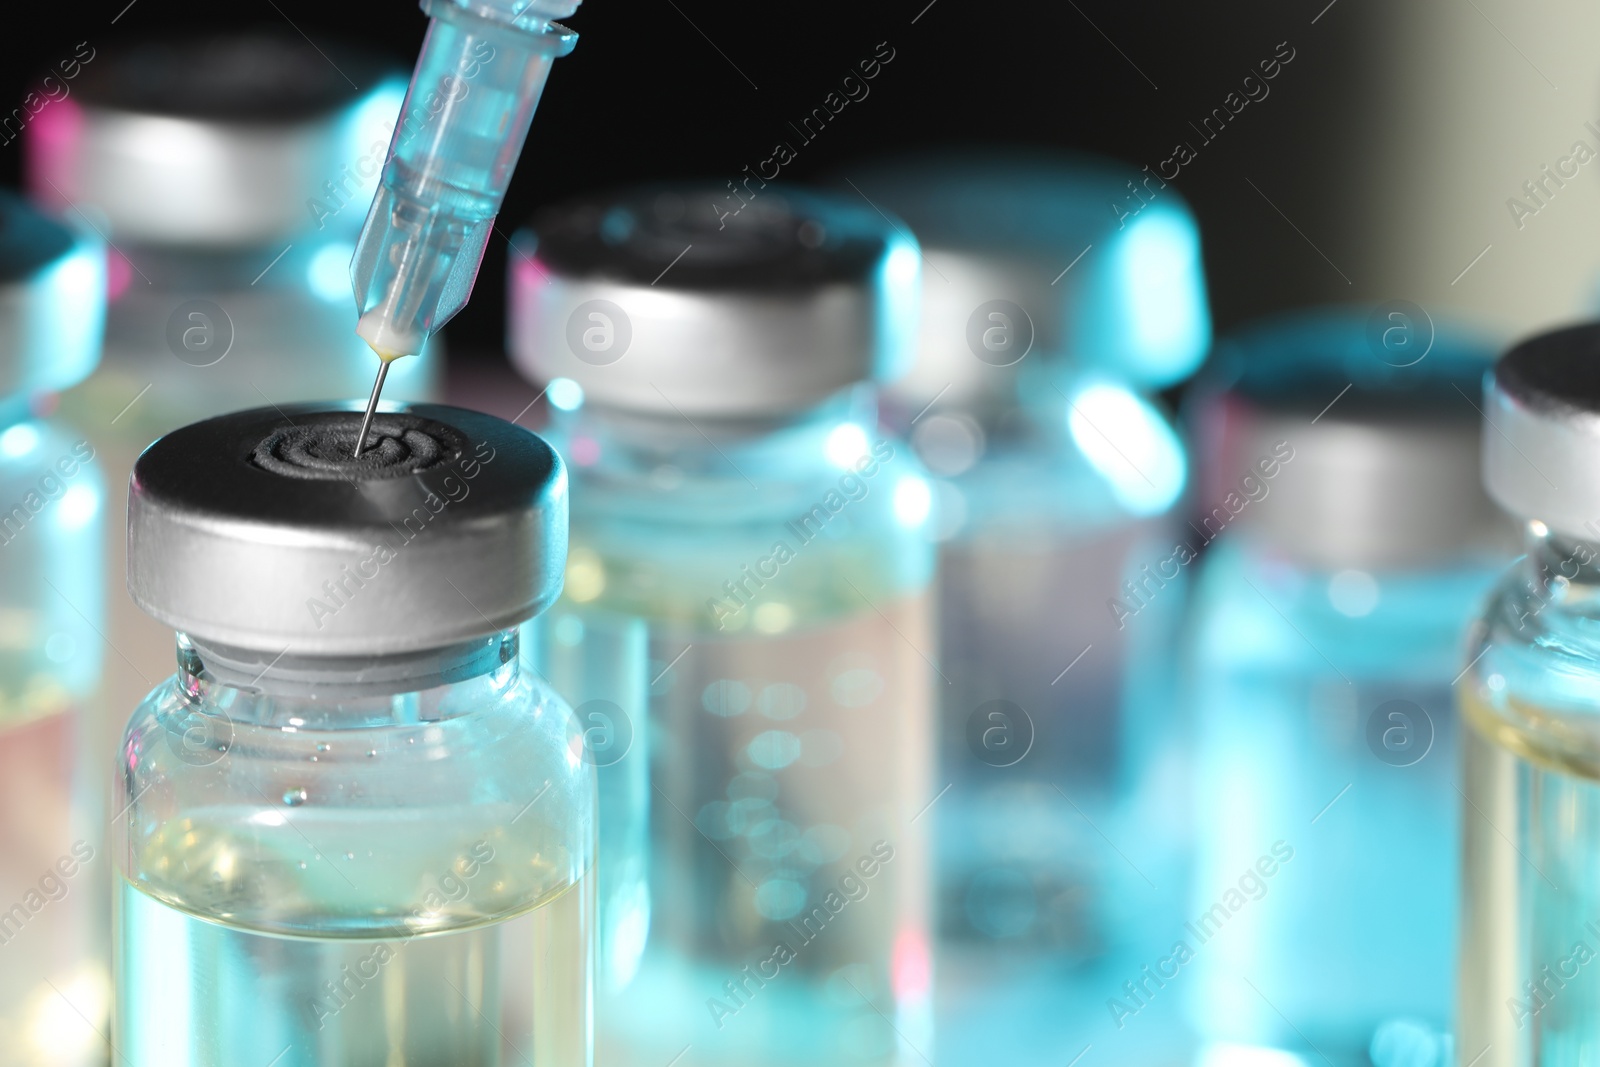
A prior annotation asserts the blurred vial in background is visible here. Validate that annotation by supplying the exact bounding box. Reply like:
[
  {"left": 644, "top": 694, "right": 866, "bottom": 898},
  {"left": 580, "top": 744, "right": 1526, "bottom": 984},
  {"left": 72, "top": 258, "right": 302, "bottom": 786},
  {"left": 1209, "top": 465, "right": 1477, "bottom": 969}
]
[
  {"left": 843, "top": 155, "right": 1209, "bottom": 1059},
  {"left": 116, "top": 404, "right": 591, "bottom": 1065},
  {"left": 1458, "top": 325, "right": 1600, "bottom": 1067},
  {"left": 1184, "top": 309, "right": 1508, "bottom": 1065},
  {"left": 26, "top": 33, "right": 436, "bottom": 431},
  {"left": 510, "top": 185, "right": 935, "bottom": 1066},
  {"left": 22, "top": 34, "right": 440, "bottom": 849},
  {"left": 0, "top": 193, "right": 107, "bottom": 1064}
]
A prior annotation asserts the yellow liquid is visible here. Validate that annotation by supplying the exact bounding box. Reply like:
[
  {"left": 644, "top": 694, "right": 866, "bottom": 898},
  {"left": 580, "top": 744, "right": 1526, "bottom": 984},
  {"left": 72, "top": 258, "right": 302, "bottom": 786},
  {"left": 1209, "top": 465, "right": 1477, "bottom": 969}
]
[
  {"left": 1459, "top": 686, "right": 1600, "bottom": 1067},
  {"left": 116, "top": 808, "right": 592, "bottom": 1067}
]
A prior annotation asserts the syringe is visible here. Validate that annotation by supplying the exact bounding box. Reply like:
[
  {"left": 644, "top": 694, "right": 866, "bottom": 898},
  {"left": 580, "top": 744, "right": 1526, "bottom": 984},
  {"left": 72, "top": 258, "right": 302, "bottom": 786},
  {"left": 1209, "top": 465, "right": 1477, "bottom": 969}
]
[{"left": 350, "top": 0, "right": 581, "bottom": 456}]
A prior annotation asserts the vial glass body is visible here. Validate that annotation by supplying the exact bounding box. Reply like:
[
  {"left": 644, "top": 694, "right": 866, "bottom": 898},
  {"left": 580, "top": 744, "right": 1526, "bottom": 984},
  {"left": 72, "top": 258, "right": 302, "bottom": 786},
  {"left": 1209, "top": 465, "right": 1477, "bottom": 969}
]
[
  {"left": 908, "top": 374, "right": 1192, "bottom": 1061},
  {"left": 1186, "top": 534, "right": 1497, "bottom": 1059},
  {"left": 113, "top": 630, "right": 594, "bottom": 1067},
  {"left": 63, "top": 236, "right": 444, "bottom": 921},
  {"left": 0, "top": 414, "right": 106, "bottom": 1066},
  {"left": 526, "top": 612, "right": 649, "bottom": 995},
  {"left": 528, "top": 389, "right": 936, "bottom": 1067},
  {"left": 1459, "top": 526, "right": 1600, "bottom": 1067}
]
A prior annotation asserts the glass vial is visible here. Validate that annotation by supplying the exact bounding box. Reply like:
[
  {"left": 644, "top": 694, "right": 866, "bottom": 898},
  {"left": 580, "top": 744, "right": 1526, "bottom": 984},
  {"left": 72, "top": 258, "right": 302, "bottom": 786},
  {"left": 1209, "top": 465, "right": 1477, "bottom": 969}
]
[
  {"left": 0, "top": 193, "right": 107, "bottom": 1065},
  {"left": 113, "top": 404, "right": 592, "bottom": 1066},
  {"left": 844, "top": 156, "right": 1209, "bottom": 1061},
  {"left": 27, "top": 33, "right": 438, "bottom": 433},
  {"left": 25, "top": 34, "right": 443, "bottom": 874},
  {"left": 1459, "top": 323, "right": 1600, "bottom": 1067},
  {"left": 509, "top": 185, "right": 935, "bottom": 1066},
  {"left": 1185, "top": 310, "right": 1506, "bottom": 1062}
]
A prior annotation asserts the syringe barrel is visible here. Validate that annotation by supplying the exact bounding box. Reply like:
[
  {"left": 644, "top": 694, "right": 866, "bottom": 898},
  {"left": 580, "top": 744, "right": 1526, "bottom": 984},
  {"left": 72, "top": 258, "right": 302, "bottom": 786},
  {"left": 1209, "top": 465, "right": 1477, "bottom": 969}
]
[{"left": 352, "top": 0, "right": 577, "bottom": 355}]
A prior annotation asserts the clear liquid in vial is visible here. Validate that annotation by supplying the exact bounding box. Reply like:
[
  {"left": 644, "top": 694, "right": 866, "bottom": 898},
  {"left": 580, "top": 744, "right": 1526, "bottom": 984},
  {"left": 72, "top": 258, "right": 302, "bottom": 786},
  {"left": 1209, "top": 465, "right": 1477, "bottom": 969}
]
[
  {"left": 116, "top": 807, "right": 591, "bottom": 1067},
  {"left": 1459, "top": 684, "right": 1600, "bottom": 1067},
  {"left": 583, "top": 575, "right": 934, "bottom": 1065}
]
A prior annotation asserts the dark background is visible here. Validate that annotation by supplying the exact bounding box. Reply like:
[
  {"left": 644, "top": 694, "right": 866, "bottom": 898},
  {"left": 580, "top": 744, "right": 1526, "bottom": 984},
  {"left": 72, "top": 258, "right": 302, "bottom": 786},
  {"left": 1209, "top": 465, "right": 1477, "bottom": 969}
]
[{"left": 0, "top": 0, "right": 1373, "bottom": 360}]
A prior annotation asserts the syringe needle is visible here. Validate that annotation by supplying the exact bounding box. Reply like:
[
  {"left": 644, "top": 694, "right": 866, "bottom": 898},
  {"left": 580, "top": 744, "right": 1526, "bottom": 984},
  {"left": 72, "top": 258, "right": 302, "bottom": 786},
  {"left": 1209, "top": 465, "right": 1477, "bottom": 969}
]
[{"left": 352, "top": 359, "right": 391, "bottom": 459}]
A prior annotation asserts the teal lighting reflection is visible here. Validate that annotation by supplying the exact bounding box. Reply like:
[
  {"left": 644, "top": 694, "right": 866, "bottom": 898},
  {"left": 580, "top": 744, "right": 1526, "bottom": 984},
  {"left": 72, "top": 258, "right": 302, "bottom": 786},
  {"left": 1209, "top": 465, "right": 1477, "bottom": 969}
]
[
  {"left": 547, "top": 377, "right": 584, "bottom": 412},
  {"left": 1115, "top": 208, "right": 1211, "bottom": 386},
  {"left": 1066, "top": 382, "right": 1186, "bottom": 516},
  {"left": 307, "top": 241, "right": 355, "bottom": 304}
]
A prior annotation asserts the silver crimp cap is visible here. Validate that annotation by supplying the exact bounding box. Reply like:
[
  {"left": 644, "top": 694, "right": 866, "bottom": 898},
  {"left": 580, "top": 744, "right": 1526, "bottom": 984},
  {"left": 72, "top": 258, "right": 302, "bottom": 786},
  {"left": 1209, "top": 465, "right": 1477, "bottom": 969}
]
[
  {"left": 508, "top": 184, "right": 920, "bottom": 418},
  {"left": 1200, "top": 308, "right": 1504, "bottom": 570},
  {"left": 29, "top": 33, "right": 402, "bottom": 246},
  {"left": 127, "top": 403, "right": 567, "bottom": 656},
  {"left": 1484, "top": 323, "right": 1600, "bottom": 541},
  {"left": 839, "top": 153, "right": 1212, "bottom": 410}
]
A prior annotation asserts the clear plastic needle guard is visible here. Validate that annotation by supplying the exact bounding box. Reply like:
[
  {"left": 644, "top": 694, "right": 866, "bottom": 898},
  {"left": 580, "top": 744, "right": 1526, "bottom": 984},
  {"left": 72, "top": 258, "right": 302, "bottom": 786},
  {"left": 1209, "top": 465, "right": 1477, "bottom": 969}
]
[{"left": 350, "top": 0, "right": 580, "bottom": 456}]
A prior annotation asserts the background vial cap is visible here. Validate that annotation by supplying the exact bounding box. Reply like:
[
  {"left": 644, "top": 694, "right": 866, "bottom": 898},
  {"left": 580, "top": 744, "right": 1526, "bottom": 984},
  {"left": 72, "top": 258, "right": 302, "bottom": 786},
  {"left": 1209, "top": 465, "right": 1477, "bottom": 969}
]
[
  {"left": 1485, "top": 323, "right": 1600, "bottom": 540},
  {"left": 0, "top": 191, "right": 104, "bottom": 402},
  {"left": 839, "top": 152, "right": 1212, "bottom": 414},
  {"left": 507, "top": 183, "right": 920, "bottom": 418},
  {"left": 27, "top": 33, "right": 405, "bottom": 247},
  {"left": 127, "top": 403, "right": 567, "bottom": 656},
  {"left": 1195, "top": 306, "right": 1507, "bottom": 570}
]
